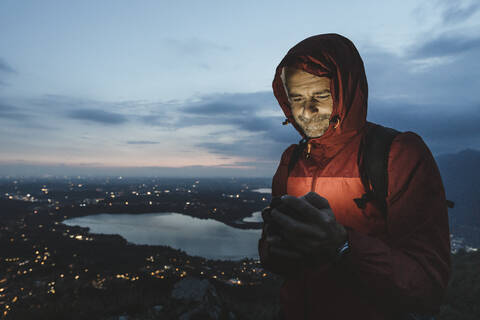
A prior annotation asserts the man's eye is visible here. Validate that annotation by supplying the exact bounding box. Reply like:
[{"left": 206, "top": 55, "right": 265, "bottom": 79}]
[
  {"left": 291, "top": 97, "right": 304, "bottom": 102},
  {"left": 314, "top": 94, "right": 330, "bottom": 99}
]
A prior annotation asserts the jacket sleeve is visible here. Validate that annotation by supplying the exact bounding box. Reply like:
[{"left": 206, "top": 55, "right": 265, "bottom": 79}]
[
  {"left": 258, "top": 144, "right": 305, "bottom": 278},
  {"left": 339, "top": 131, "right": 452, "bottom": 314}
]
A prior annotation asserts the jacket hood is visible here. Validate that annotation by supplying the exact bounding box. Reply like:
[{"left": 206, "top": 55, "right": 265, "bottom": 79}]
[{"left": 273, "top": 33, "right": 368, "bottom": 144}]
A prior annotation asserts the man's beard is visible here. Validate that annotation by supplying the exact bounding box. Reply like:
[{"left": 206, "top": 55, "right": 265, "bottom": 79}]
[{"left": 294, "top": 113, "right": 331, "bottom": 138}]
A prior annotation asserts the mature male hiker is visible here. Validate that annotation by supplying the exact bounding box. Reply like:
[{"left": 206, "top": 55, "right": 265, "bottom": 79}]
[{"left": 258, "top": 33, "right": 452, "bottom": 320}]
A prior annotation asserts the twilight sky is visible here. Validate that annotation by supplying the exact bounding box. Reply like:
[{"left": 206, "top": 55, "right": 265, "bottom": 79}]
[{"left": 0, "top": 0, "right": 479, "bottom": 177}]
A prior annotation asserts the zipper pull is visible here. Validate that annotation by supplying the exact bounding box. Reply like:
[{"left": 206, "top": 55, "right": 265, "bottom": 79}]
[{"left": 305, "top": 142, "right": 311, "bottom": 159}]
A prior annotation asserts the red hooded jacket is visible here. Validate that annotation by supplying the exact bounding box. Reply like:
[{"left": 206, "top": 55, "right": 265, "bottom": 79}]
[{"left": 258, "top": 34, "right": 451, "bottom": 319}]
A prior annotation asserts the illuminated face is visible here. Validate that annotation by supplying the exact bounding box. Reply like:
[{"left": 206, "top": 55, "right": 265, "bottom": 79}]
[{"left": 283, "top": 66, "right": 333, "bottom": 138}]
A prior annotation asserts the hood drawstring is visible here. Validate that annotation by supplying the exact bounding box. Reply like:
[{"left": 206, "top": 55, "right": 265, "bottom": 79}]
[
  {"left": 306, "top": 143, "right": 312, "bottom": 159},
  {"left": 296, "top": 138, "right": 311, "bottom": 160},
  {"left": 331, "top": 115, "right": 341, "bottom": 129},
  {"left": 298, "top": 138, "right": 312, "bottom": 160}
]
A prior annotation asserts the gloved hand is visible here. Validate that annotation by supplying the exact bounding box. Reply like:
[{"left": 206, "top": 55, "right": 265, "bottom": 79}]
[
  {"left": 267, "top": 192, "right": 348, "bottom": 265},
  {"left": 259, "top": 198, "right": 309, "bottom": 278},
  {"left": 262, "top": 197, "right": 305, "bottom": 261}
]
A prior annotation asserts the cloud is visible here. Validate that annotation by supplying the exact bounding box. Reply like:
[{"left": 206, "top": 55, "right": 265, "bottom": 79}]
[
  {"left": 0, "top": 57, "right": 16, "bottom": 87},
  {"left": 176, "top": 92, "right": 287, "bottom": 130},
  {"left": 363, "top": 32, "right": 480, "bottom": 107},
  {"left": 409, "top": 32, "right": 480, "bottom": 59},
  {"left": 180, "top": 91, "right": 275, "bottom": 113},
  {"left": 0, "top": 99, "right": 56, "bottom": 130},
  {"left": 181, "top": 101, "right": 251, "bottom": 116},
  {"left": 67, "top": 109, "right": 128, "bottom": 125},
  {"left": 197, "top": 139, "right": 285, "bottom": 160},
  {"left": 163, "top": 37, "right": 231, "bottom": 56},
  {"left": 126, "top": 140, "right": 159, "bottom": 145},
  {"left": 0, "top": 57, "right": 15, "bottom": 74},
  {"left": 0, "top": 102, "right": 27, "bottom": 120},
  {"left": 438, "top": 0, "right": 480, "bottom": 25},
  {"left": 173, "top": 91, "right": 300, "bottom": 160},
  {"left": 190, "top": 118, "right": 298, "bottom": 161},
  {"left": 31, "top": 94, "right": 165, "bottom": 115},
  {"left": 159, "top": 37, "right": 232, "bottom": 71},
  {"left": 368, "top": 99, "right": 480, "bottom": 155},
  {"left": 140, "top": 114, "right": 174, "bottom": 128}
]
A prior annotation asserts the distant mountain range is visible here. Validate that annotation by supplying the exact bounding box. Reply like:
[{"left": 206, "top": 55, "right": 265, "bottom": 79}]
[{"left": 436, "top": 148, "right": 480, "bottom": 246}]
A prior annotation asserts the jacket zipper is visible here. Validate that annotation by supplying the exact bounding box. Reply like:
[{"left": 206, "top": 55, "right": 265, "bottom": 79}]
[
  {"left": 310, "top": 149, "right": 322, "bottom": 192},
  {"left": 303, "top": 142, "right": 320, "bottom": 320},
  {"left": 306, "top": 141, "right": 324, "bottom": 320}
]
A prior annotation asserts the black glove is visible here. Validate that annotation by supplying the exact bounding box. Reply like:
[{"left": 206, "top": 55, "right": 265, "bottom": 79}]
[
  {"left": 268, "top": 193, "right": 348, "bottom": 268},
  {"left": 262, "top": 197, "right": 306, "bottom": 261}
]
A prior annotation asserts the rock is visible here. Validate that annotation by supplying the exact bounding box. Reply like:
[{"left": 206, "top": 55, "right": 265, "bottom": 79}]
[
  {"left": 152, "top": 305, "right": 163, "bottom": 313},
  {"left": 179, "top": 305, "right": 215, "bottom": 320},
  {"left": 171, "top": 276, "right": 216, "bottom": 302},
  {"left": 170, "top": 276, "right": 224, "bottom": 320}
]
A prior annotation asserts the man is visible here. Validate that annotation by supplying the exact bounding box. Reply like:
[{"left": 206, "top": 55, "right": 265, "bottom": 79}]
[{"left": 258, "top": 34, "right": 451, "bottom": 320}]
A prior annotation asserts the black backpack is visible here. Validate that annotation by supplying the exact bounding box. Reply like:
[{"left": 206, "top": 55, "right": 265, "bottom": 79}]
[{"left": 287, "top": 123, "right": 454, "bottom": 219}]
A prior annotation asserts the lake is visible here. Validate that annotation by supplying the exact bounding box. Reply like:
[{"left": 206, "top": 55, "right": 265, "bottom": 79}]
[
  {"left": 242, "top": 187, "right": 271, "bottom": 222},
  {"left": 63, "top": 212, "right": 262, "bottom": 261},
  {"left": 251, "top": 188, "right": 272, "bottom": 194},
  {"left": 243, "top": 211, "right": 262, "bottom": 222}
]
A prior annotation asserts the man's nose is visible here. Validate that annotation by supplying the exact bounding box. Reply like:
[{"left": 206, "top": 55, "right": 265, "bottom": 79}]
[{"left": 301, "top": 100, "right": 319, "bottom": 119}]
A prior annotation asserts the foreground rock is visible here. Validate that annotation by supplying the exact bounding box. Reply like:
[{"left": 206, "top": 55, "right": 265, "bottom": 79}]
[{"left": 170, "top": 276, "right": 235, "bottom": 320}]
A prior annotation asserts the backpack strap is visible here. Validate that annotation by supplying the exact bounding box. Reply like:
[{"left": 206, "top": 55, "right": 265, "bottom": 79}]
[
  {"left": 354, "top": 124, "right": 455, "bottom": 219},
  {"left": 354, "top": 124, "right": 400, "bottom": 219}
]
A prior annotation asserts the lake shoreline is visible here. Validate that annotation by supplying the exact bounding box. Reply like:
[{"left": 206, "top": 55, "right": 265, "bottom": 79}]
[{"left": 62, "top": 211, "right": 262, "bottom": 261}]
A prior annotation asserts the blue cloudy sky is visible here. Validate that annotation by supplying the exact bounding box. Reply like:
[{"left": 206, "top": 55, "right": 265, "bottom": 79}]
[{"left": 0, "top": 0, "right": 479, "bottom": 177}]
